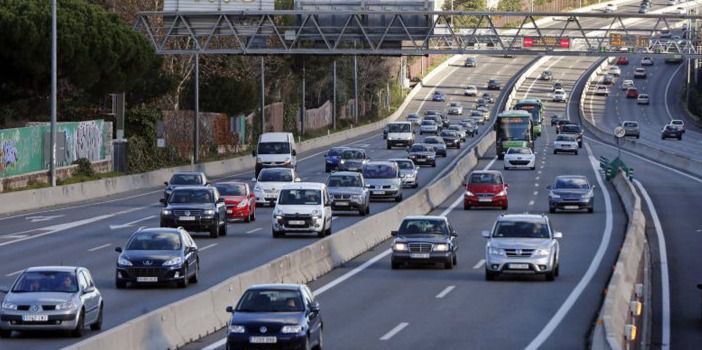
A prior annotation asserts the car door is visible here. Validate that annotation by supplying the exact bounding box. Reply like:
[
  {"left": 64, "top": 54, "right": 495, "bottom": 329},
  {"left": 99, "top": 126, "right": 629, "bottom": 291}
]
[
  {"left": 213, "top": 189, "right": 226, "bottom": 225},
  {"left": 77, "top": 270, "right": 99, "bottom": 323},
  {"left": 182, "top": 231, "right": 197, "bottom": 272},
  {"left": 323, "top": 189, "right": 333, "bottom": 228},
  {"left": 302, "top": 287, "right": 322, "bottom": 342}
]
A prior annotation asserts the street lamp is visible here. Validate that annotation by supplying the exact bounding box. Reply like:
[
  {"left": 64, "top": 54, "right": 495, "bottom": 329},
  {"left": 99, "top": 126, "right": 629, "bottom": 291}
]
[{"left": 50, "top": 0, "right": 57, "bottom": 186}]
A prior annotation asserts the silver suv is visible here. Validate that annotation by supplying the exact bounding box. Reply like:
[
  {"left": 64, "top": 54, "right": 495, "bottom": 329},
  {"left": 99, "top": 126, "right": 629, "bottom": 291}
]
[
  {"left": 326, "top": 171, "right": 370, "bottom": 216},
  {"left": 621, "top": 121, "right": 640, "bottom": 139},
  {"left": 482, "top": 214, "right": 562, "bottom": 281},
  {"left": 0, "top": 266, "right": 103, "bottom": 338}
]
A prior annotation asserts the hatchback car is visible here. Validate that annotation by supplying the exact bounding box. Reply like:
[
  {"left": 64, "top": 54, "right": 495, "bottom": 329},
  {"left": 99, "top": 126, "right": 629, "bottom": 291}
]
[
  {"left": 602, "top": 74, "right": 615, "bottom": 85},
  {"left": 214, "top": 182, "right": 256, "bottom": 222},
  {"left": 272, "top": 183, "right": 333, "bottom": 237},
  {"left": 419, "top": 119, "right": 439, "bottom": 135},
  {"left": 483, "top": 214, "right": 562, "bottom": 281},
  {"left": 440, "top": 130, "right": 461, "bottom": 149},
  {"left": 163, "top": 171, "right": 208, "bottom": 200},
  {"left": 115, "top": 227, "right": 200, "bottom": 288},
  {"left": 594, "top": 85, "right": 610, "bottom": 96},
  {"left": 464, "top": 85, "right": 479, "bottom": 96},
  {"left": 390, "top": 158, "right": 419, "bottom": 188},
  {"left": 641, "top": 57, "right": 654, "bottom": 66},
  {"left": 559, "top": 124, "right": 583, "bottom": 148},
  {"left": 407, "top": 143, "right": 437, "bottom": 167},
  {"left": 637, "top": 94, "right": 650, "bottom": 105},
  {"left": 326, "top": 171, "right": 370, "bottom": 215},
  {"left": 391, "top": 216, "right": 458, "bottom": 269},
  {"left": 323, "top": 146, "right": 348, "bottom": 172},
  {"left": 160, "top": 186, "right": 227, "bottom": 238},
  {"left": 252, "top": 167, "right": 300, "bottom": 206},
  {"left": 670, "top": 119, "right": 685, "bottom": 133},
  {"left": 338, "top": 148, "right": 368, "bottom": 172},
  {"left": 447, "top": 102, "right": 464, "bottom": 115},
  {"left": 504, "top": 147, "right": 536, "bottom": 170},
  {"left": 633, "top": 67, "right": 647, "bottom": 79},
  {"left": 553, "top": 134, "right": 579, "bottom": 155},
  {"left": 608, "top": 66, "right": 621, "bottom": 76},
  {"left": 0, "top": 267, "right": 103, "bottom": 338},
  {"left": 463, "top": 170, "right": 509, "bottom": 210},
  {"left": 550, "top": 114, "right": 563, "bottom": 126},
  {"left": 423, "top": 136, "right": 448, "bottom": 157},
  {"left": 621, "top": 79, "right": 634, "bottom": 91},
  {"left": 487, "top": 79, "right": 501, "bottom": 90},
  {"left": 432, "top": 91, "right": 447, "bottom": 102},
  {"left": 622, "top": 121, "right": 640, "bottom": 138},
  {"left": 604, "top": 3, "right": 617, "bottom": 12},
  {"left": 547, "top": 175, "right": 595, "bottom": 213},
  {"left": 616, "top": 56, "right": 629, "bottom": 65},
  {"left": 225, "top": 284, "right": 322, "bottom": 350},
  {"left": 626, "top": 87, "right": 639, "bottom": 98},
  {"left": 661, "top": 124, "right": 683, "bottom": 140},
  {"left": 464, "top": 57, "right": 477, "bottom": 67},
  {"left": 540, "top": 70, "right": 553, "bottom": 80}
]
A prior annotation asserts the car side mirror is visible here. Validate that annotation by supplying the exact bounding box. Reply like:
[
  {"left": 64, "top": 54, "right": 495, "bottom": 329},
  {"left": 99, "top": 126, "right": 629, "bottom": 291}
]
[
  {"left": 309, "top": 302, "right": 321, "bottom": 314},
  {"left": 115, "top": 247, "right": 123, "bottom": 253},
  {"left": 292, "top": 150, "right": 297, "bottom": 156},
  {"left": 251, "top": 177, "right": 257, "bottom": 182},
  {"left": 251, "top": 149, "right": 257, "bottom": 156},
  {"left": 295, "top": 177, "right": 301, "bottom": 182},
  {"left": 554, "top": 232, "right": 563, "bottom": 239},
  {"left": 504, "top": 184, "right": 509, "bottom": 189},
  {"left": 217, "top": 198, "right": 225, "bottom": 204},
  {"left": 206, "top": 182, "right": 211, "bottom": 186},
  {"left": 0, "top": 286, "right": 9, "bottom": 294},
  {"left": 83, "top": 286, "right": 96, "bottom": 294},
  {"left": 698, "top": 284, "right": 702, "bottom": 290},
  {"left": 226, "top": 306, "right": 234, "bottom": 313},
  {"left": 159, "top": 198, "right": 166, "bottom": 204},
  {"left": 391, "top": 230, "right": 398, "bottom": 236},
  {"left": 451, "top": 231, "right": 458, "bottom": 237},
  {"left": 592, "top": 185, "right": 597, "bottom": 190},
  {"left": 481, "top": 230, "right": 490, "bottom": 238},
  {"left": 164, "top": 181, "right": 169, "bottom": 186}
]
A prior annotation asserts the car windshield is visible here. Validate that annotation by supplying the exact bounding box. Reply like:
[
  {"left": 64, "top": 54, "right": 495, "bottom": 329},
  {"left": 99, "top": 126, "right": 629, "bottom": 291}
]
[
  {"left": 556, "top": 135, "right": 576, "bottom": 142},
  {"left": 170, "top": 174, "right": 202, "bottom": 185},
  {"left": 507, "top": 148, "right": 531, "bottom": 155},
  {"left": 12, "top": 271, "right": 79, "bottom": 293},
  {"left": 363, "top": 164, "right": 398, "bottom": 179},
  {"left": 341, "top": 150, "right": 365, "bottom": 159},
  {"left": 126, "top": 231, "right": 182, "bottom": 250},
  {"left": 169, "top": 189, "right": 214, "bottom": 204},
  {"left": 394, "top": 161, "right": 414, "bottom": 169},
  {"left": 327, "top": 175, "right": 362, "bottom": 188},
  {"left": 388, "top": 123, "right": 411, "bottom": 132},
  {"left": 326, "top": 148, "right": 345, "bottom": 157},
  {"left": 449, "top": 103, "right": 460, "bottom": 107},
  {"left": 424, "top": 138, "right": 442, "bottom": 144},
  {"left": 623, "top": 122, "right": 638, "bottom": 128},
  {"left": 468, "top": 173, "right": 502, "bottom": 184},
  {"left": 410, "top": 144, "right": 430, "bottom": 152},
  {"left": 278, "top": 189, "right": 321, "bottom": 205},
  {"left": 554, "top": 177, "right": 589, "bottom": 189},
  {"left": 215, "top": 183, "right": 246, "bottom": 196},
  {"left": 440, "top": 131, "right": 456, "bottom": 137},
  {"left": 561, "top": 125, "right": 581, "bottom": 133},
  {"left": 493, "top": 221, "right": 550, "bottom": 239},
  {"left": 399, "top": 219, "right": 448, "bottom": 236},
  {"left": 421, "top": 120, "right": 435, "bottom": 126},
  {"left": 258, "top": 169, "right": 293, "bottom": 182},
  {"left": 236, "top": 289, "right": 304, "bottom": 313},
  {"left": 258, "top": 142, "right": 290, "bottom": 155}
]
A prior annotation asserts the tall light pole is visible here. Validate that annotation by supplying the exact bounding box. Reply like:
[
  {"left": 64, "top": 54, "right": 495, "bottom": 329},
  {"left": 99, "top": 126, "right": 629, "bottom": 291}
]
[{"left": 50, "top": 0, "right": 57, "bottom": 186}]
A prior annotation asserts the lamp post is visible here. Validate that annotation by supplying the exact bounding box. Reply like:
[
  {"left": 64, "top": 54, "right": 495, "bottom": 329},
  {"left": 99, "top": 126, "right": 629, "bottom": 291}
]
[{"left": 50, "top": 0, "right": 57, "bottom": 186}]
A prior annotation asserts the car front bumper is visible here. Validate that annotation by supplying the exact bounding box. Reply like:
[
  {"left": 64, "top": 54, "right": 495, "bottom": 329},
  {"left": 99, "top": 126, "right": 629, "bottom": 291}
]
[
  {"left": 485, "top": 255, "right": 555, "bottom": 274},
  {"left": 392, "top": 251, "right": 452, "bottom": 265},
  {"left": 116, "top": 265, "right": 188, "bottom": 284},
  {"left": 550, "top": 198, "right": 593, "bottom": 211},
  {"left": 464, "top": 195, "right": 507, "bottom": 207},
  {"left": 1, "top": 311, "right": 79, "bottom": 332},
  {"left": 504, "top": 158, "right": 535, "bottom": 168},
  {"left": 387, "top": 139, "right": 413, "bottom": 147},
  {"left": 161, "top": 216, "right": 217, "bottom": 231},
  {"left": 227, "top": 333, "right": 309, "bottom": 350}
]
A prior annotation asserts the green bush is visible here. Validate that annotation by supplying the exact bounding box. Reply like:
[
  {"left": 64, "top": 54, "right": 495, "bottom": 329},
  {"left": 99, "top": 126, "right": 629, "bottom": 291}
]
[{"left": 72, "top": 158, "right": 95, "bottom": 177}]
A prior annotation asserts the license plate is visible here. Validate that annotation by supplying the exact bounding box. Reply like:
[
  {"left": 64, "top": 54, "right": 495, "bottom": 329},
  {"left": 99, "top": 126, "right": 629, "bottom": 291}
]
[
  {"left": 289, "top": 220, "right": 305, "bottom": 225},
  {"left": 137, "top": 276, "right": 158, "bottom": 282},
  {"left": 410, "top": 253, "right": 431, "bottom": 259},
  {"left": 179, "top": 216, "right": 195, "bottom": 221},
  {"left": 509, "top": 263, "right": 530, "bottom": 270},
  {"left": 478, "top": 198, "right": 493, "bottom": 202},
  {"left": 564, "top": 205, "right": 580, "bottom": 210},
  {"left": 22, "top": 314, "right": 48, "bottom": 322},
  {"left": 373, "top": 191, "right": 385, "bottom": 195},
  {"left": 250, "top": 336, "right": 277, "bottom": 344},
  {"left": 227, "top": 209, "right": 233, "bottom": 214},
  {"left": 336, "top": 201, "right": 349, "bottom": 206}
]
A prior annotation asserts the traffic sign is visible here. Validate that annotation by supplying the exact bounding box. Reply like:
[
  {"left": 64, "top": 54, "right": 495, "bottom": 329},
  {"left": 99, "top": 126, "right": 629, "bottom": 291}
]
[
  {"left": 614, "top": 126, "right": 625, "bottom": 138},
  {"left": 560, "top": 38, "right": 570, "bottom": 48}
]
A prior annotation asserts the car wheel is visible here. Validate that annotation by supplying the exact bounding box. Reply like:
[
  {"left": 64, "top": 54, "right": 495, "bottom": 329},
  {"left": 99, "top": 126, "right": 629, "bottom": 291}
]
[
  {"left": 661, "top": 135, "right": 665, "bottom": 140},
  {"left": 678, "top": 136, "right": 682, "bottom": 140},
  {"left": 90, "top": 303, "right": 103, "bottom": 331},
  {"left": 395, "top": 193, "right": 403, "bottom": 202},
  {"left": 359, "top": 206, "right": 367, "bottom": 216},
  {"left": 178, "top": 266, "right": 189, "bottom": 288},
  {"left": 220, "top": 222, "right": 227, "bottom": 236},
  {"left": 636, "top": 135, "right": 640, "bottom": 139},
  {"left": 530, "top": 166, "right": 536, "bottom": 170},
  {"left": 452, "top": 254, "right": 458, "bottom": 266},
  {"left": 549, "top": 207, "right": 556, "bottom": 214},
  {"left": 545, "top": 269, "right": 556, "bottom": 281},
  {"left": 391, "top": 261, "right": 401, "bottom": 270},
  {"left": 386, "top": 143, "right": 391, "bottom": 150},
  {"left": 588, "top": 206, "right": 594, "bottom": 213},
  {"left": 0, "top": 329, "right": 11, "bottom": 338},
  {"left": 574, "top": 150, "right": 578, "bottom": 155},
  {"left": 251, "top": 208, "right": 256, "bottom": 221},
  {"left": 272, "top": 230, "right": 283, "bottom": 238},
  {"left": 244, "top": 211, "right": 251, "bottom": 223},
  {"left": 502, "top": 203, "right": 508, "bottom": 210},
  {"left": 413, "top": 183, "right": 419, "bottom": 188},
  {"left": 189, "top": 260, "right": 200, "bottom": 283},
  {"left": 485, "top": 269, "right": 497, "bottom": 281},
  {"left": 325, "top": 165, "right": 330, "bottom": 173},
  {"left": 554, "top": 263, "right": 560, "bottom": 277},
  {"left": 504, "top": 166, "right": 509, "bottom": 170},
  {"left": 72, "top": 309, "right": 85, "bottom": 337},
  {"left": 432, "top": 161, "right": 436, "bottom": 167},
  {"left": 464, "top": 203, "right": 471, "bottom": 210},
  {"left": 553, "top": 150, "right": 557, "bottom": 154},
  {"left": 578, "top": 142, "right": 582, "bottom": 148},
  {"left": 444, "top": 260, "right": 453, "bottom": 269},
  {"left": 115, "top": 277, "right": 127, "bottom": 289}
]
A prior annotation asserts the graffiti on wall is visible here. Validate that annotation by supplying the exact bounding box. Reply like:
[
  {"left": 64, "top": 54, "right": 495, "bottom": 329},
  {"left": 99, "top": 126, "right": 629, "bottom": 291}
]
[
  {"left": 74, "top": 121, "right": 103, "bottom": 161},
  {"left": 0, "top": 139, "right": 19, "bottom": 172}
]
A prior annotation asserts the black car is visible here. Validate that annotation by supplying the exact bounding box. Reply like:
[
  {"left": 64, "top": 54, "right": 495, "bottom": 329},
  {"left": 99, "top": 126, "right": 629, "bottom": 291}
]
[
  {"left": 559, "top": 124, "right": 583, "bottom": 148},
  {"left": 555, "top": 119, "right": 572, "bottom": 133},
  {"left": 337, "top": 148, "right": 368, "bottom": 172},
  {"left": 114, "top": 228, "right": 200, "bottom": 288},
  {"left": 661, "top": 125, "right": 683, "bottom": 140},
  {"left": 407, "top": 143, "right": 437, "bottom": 167},
  {"left": 548, "top": 175, "right": 595, "bottom": 213},
  {"left": 163, "top": 171, "right": 208, "bottom": 200},
  {"left": 550, "top": 114, "right": 563, "bottom": 126},
  {"left": 440, "top": 130, "right": 461, "bottom": 149},
  {"left": 482, "top": 92, "right": 495, "bottom": 103},
  {"left": 487, "top": 79, "right": 501, "bottom": 90},
  {"left": 424, "top": 136, "right": 447, "bottom": 157},
  {"left": 391, "top": 216, "right": 459, "bottom": 269},
  {"left": 160, "top": 186, "right": 227, "bottom": 238},
  {"left": 225, "top": 284, "right": 323, "bottom": 350}
]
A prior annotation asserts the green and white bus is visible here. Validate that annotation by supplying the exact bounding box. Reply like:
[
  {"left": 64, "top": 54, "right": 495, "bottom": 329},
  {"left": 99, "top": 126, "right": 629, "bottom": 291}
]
[
  {"left": 494, "top": 110, "right": 534, "bottom": 159},
  {"left": 514, "top": 98, "right": 544, "bottom": 138}
]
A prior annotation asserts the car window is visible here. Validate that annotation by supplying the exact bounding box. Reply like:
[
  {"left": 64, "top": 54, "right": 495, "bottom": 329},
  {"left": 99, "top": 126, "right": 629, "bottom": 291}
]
[
  {"left": 278, "top": 189, "right": 321, "bottom": 205},
  {"left": 340, "top": 150, "right": 365, "bottom": 159},
  {"left": 215, "top": 183, "right": 246, "bottom": 196},
  {"left": 507, "top": 148, "right": 531, "bottom": 155},
  {"left": 424, "top": 137, "right": 442, "bottom": 144},
  {"left": 468, "top": 173, "right": 502, "bottom": 184},
  {"left": 363, "top": 164, "right": 398, "bottom": 179},
  {"left": 77, "top": 272, "right": 88, "bottom": 291},
  {"left": 493, "top": 221, "right": 550, "bottom": 238},
  {"left": 170, "top": 174, "right": 202, "bottom": 185},
  {"left": 394, "top": 161, "right": 414, "bottom": 169},
  {"left": 554, "top": 177, "right": 590, "bottom": 189},
  {"left": 399, "top": 219, "right": 449, "bottom": 235},
  {"left": 421, "top": 120, "right": 435, "bottom": 126},
  {"left": 327, "top": 175, "right": 362, "bottom": 188},
  {"left": 236, "top": 289, "right": 304, "bottom": 313},
  {"left": 12, "top": 271, "right": 79, "bottom": 293},
  {"left": 409, "top": 144, "right": 430, "bottom": 152},
  {"left": 556, "top": 135, "right": 575, "bottom": 142},
  {"left": 169, "top": 189, "right": 214, "bottom": 204},
  {"left": 561, "top": 125, "right": 581, "bottom": 133},
  {"left": 258, "top": 169, "right": 293, "bottom": 182},
  {"left": 623, "top": 122, "right": 638, "bottom": 127},
  {"left": 327, "top": 148, "right": 345, "bottom": 157},
  {"left": 127, "top": 231, "right": 182, "bottom": 250},
  {"left": 258, "top": 142, "right": 290, "bottom": 155},
  {"left": 388, "top": 123, "right": 411, "bottom": 132}
]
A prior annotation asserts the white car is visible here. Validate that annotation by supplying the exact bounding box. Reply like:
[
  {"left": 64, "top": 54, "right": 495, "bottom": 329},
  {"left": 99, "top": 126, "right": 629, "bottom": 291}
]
[
  {"left": 637, "top": 94, "right": 650, "bottom": 105},
  {"left": 594, "top": 85, "right": 610, "bottom": 96},
  {"left": 552, "top": 89, "right": 567, "bottom": 102},
  {"left": 633, "top": 67, "right": 647, "bottom": 79},
  {"left": 464, "top": 85, "right": 478, "bottom": 96},
  {"left": 503, "top": 147, "right": 536, "bottom": 170},
  {"left": 666, "top": 0, "right": 678, "bottom": 5},
  {"left": 621, "top": 80, "right": 634, "bottom": 90},
  {"left": 553, "top": 134, "right": 579, "bottom": 155},
  {"left": 447, "top": 102, "right": 464, "bottom": 115},
  {"left": 419, "top": 119, "right": 439, "bottom": 135},
  {"left": 676, "top": 6, "right": 686, "bottom": 15},
  {"left": 272, "top": 182, "right": 333, "bottom": 238},
  {"left": 641, "top": 57, "right": 654, "bottom": 66},
  {"left": 447, "top": 124, "right": 467, "bottom": 140},
  {"left": 670, "top": 119, "right": 685, "bottom": 132},
  {"left": 608, "top": 66, "right": 621, "bottom": 76},
  {"left": 252, "top": 167, "right": 300, "bottom": 206},
  {"left": 604, "top": 3, "right": 617, "bottom": 12}
]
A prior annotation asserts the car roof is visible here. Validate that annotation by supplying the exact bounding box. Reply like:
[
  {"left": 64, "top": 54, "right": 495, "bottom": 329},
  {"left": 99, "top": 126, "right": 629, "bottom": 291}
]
[
  {"left": 260, "top": 167, "right": 293, "bottom": 173},
  {"left": 259, "top": 132, "right": 293, "bottom": 142},
  {"left": 281, "top": 182, "right": 325, "bottom": 190},
  {"left": 402, "top": 215, "right": 447, "bottom": 221},
  {"left": 216, "top": 181, "right": 248, "bottom": 186},
  {"left": 389, "top": 158, "right": 413, "bottom": 163},
  {"left": 172, "top": 171, "right": 205, "bottom": 176},
  {"left": 172, "top": 186, "right": 213, "bottom": 191},
  {"left": 389, "top": 121, "right": 411, "bottom": 125},
  {"left": 248, "top": 283, "right": 303, "bottom": 291},
  {"left": 25, "top": 266, "right": 79, "bottom": 273},
  {"left": 554, "top": 175, "right": 588, "bottom": 181},
  {"left": 470, "top": 170, "right": 502, "bottom": 175},
  {"left": 497, "top": 214, "right": 548, "bottom": 223},
  {"left": 341, "top": 147, "right": 365, "bottom": 152},
  {"left": 365, "top": 161, "right": 397, "bottom": 166},
  {"left": 329, "top": 171, "right": 361, "bottom": 177}
]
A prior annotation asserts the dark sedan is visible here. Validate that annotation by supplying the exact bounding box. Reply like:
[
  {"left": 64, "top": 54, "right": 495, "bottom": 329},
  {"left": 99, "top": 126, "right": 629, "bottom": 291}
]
[
  {"left": 225, "top": 284, "right": 323, "bottom": 350},
  {"left": 440, "top": 130, "right": 461, "bottom": 149},
  {"left": 114, "top": 228, "right": 200, "bottom": 288},
  {"left": 407, "top": 143, "right": 437, "bottom": 167},
  {"left": 424, "top": 136, "right": 447, "bottom": 157},
  {"left": 548, "top": 175, "right": 595, "bottom": 213},
  {"left": 324, "top": 146, "right": 348, "bottom": 173},
  {"left": 559, "top": 124, "right": 583, "bottom": 148},
  {"left": 661, "top": 124, "right": 683, "bottom": 140},
  {"left": 163, "top": 171, "right": 208, "bottom": 200},
  {"left": 487, "top": 79, "right": 501, "bottom": 90},
  {"left": 337, "top": 148, "right": 368, "bottom": 172},
  {"left": 391, "top": 216, "right": 458, "bottom": 269},
  {"left": 432, "top": 91, "right": 447, "bottom": 102},
  {"left": 160, "top": 186, "right": 227, "bottom": 238}
]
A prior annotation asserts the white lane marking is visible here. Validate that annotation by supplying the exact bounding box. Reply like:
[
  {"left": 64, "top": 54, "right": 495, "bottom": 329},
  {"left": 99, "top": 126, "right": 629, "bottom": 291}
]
[
  {"left": 246, "top": 228, "right": 262, "bottom": 234},
  {"left": 435, "top": 285, "right": 456, "bottom": 299},
  {"left": 380, "top": 322, "right": 409, "bottom": 341},
  {"left": 88, "top": 243, "right": 112, "bottom": 252},
  {"left": 414, "top": 60, "right": 464, "bottom": 113},
  {"left": 332, "top": 217, "right": 338, "bottom": 221},
  {"left": 634, "top": 180, "right": 670, "bottom": 349},
  {"left": 525, "top": 142, "right": 614, "bottom": 349},
  {"left": 523, "top": 57, "right": 563, "bottom": 98},
  {"left": 664, "top": 63, "right": 685, "bottom": 122},
  {"left": 314, "top": 249, "right": 393, "bottom": 297},
  {"left": 26, "top": 215, "right": 65, "bottom": 223},
  {"left": 5, "top": 269, "right": 24, "bottom": 277},
  {"left": 537, "top": 170, "right": 542, "bottom": 174},
  {"left": 473, "top": 259, "right": 486, "bottom": 269},
  {"left": 535, "top": 176, "right": 540, "bottom": 181},
  {"left": 109, "top": 215, "right": 156, "bottom": 230},
  {"left": 533, "top": 191, "right": 539, "bottom": 196},
  {"left": 200, "top": 243, "right": 218, "bottom": 252},
  {"left": 534, "top": 183, "right": 539, "bottom": 187},
  {"left": 528, "top": 200, "right": 535, "bottom": 206},
  {"left": 2, "top": 235, "right": 28, "bottom": 239}
]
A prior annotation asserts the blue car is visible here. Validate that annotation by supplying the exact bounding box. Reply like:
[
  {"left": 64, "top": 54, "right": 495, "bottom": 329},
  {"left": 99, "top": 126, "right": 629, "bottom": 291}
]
[
  {"left": 324, "top": 146, "right": 348, "bottom": 173},
  {"left": 432, "top": 91, "right": 447, "bottom": 102},
  {"left": 225, "top": 284, "right": 323, "bottom": 350}
]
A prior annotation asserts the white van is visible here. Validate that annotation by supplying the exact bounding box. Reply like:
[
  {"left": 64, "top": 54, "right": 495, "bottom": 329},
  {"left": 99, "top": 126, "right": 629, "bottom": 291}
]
[
  {"left": 272, "top": 182, "right": 333, "bottom": 238},
  {"left": 386, "top": 121, "right": 414, "bottom": 149},
  {"left": 253, "top": 132, "right": 297, "bottom": 177}
]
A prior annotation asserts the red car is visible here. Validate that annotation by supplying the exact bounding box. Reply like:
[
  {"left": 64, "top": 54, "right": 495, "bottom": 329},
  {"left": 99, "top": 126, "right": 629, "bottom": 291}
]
[
  {"left": 463, "top": 170, "right": 509, "bottom": 210},
  {"left": 214, "top": 182, "right": 256, "bottom": 222},
  {"left": 626, "top": 87, "right": 639, "bottom": 99},
  {"left": 616, "top": 56, "right": 629, "bottom": 65}
]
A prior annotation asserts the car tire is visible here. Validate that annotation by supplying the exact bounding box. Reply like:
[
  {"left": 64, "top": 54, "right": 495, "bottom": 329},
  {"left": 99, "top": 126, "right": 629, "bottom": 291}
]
[
  {"left": 636, "top": 135, "right": 640, "bottom": 139},
  {"left": 464, "top": 203, "right": 471, "bottom": 210},
  {"left": 244, "top": 212, "right": 251, "bottom": 223},
  {"left": 678, "top": 136, "right": 682, "bottom": 140},
  {"left": 386, "top": 143, "right": 391, "bottom": 150},
  {"left": 661, "top": 135, "right": 665, "bottom": 140},
  {"left": 432, "top": 161, "right": 436, "bottom": 167},
  {"left": 413, "top": 183, "right": 419, "bottom": 188},
  {"left": 549, "top": 207, "right": 556, "bottom": 214},
  {"left": 452, "top": 254, "right": 458, "bottom": 266},
  {"left": 251, "top": 209, "right": 256, "bottom": 221},
  {"left": 545, "top": 269, "right": 556, "bottom": 281},
  {"left": 72, "top": 309, "right": 85, "bottom": 337},
  {"left": 325, "top": 165, "right": 330, "bottom": 173},
  {"left": 0, "top": 329, "right": 11, "bottom": 338},
  {"left": 209, "top": 225, "right": 218, "bottom": 238},
  {"left": 485, "top": 269, "right": 497, "bottom": 281},
  {"left": 314, "top": 330, "right": 324, "bottom": 350},
  {"left": 578, "top": 142, "right": 582, "bottom": 148},
  {"left": 177, "top": 266, "right": 190, "bottom": 288},
  {"left": 359, "top": 206, "right": 367, "bottom": 216},
  {"left": 272, "top": 230, "right": 283, "bottom": 238},
  {"left": 395, "top": 193, "right": 403, "bottom": 202},
  {"left": 574, "top": 150, "right": 578, "bottom": 155},
  {"left": 391, "top": 261, "right": 401, "bottom": 270},
  {"left": 553, "top": 150, "right": 557, "bottom": 154},
  {"left": 115, "top": 277, "right": 127, "bottom": 289},
  {"left": 504, "top": 166, "right": 509, "bottom": 170},
  {"left": 530, "top": 166, "right": 536, "bottom": 170},
  {"left": 444, "top": 260, "right": 453, "bottom": 269},
  {"left": 190, "top": 261, "right": 200, "bottom": 284},
  {"left": 502, "top": 203, "right": 508, "bottom": 210},
  {"left": 554, "top": 263, "right": 560, "bottom": 277},
  {"left": 219, "top": 222, "right": 227, "bottom": 236},
  {"left": 90, "top": 303, "right": 103, "bottom": 331},
  {"left": 588, "top": 206, "right": 594, "bottom": 213}
]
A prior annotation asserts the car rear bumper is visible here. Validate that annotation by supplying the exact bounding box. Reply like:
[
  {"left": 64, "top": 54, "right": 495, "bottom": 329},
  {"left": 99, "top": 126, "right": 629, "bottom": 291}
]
[{"left": 226, "top": 206, "right": 251, "bottom": 220}]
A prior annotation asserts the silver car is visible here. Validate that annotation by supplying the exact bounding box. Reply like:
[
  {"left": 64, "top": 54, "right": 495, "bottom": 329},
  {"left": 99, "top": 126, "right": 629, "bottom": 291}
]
[
  {"left": 390, "top": 158, "right": 419, "bottom": 188},
  {"left": 482, "top": 214, "right": 562, "bottom": 281},
  {"left": 0, "top": 266, "right": 103, "bottom": 338},
  {"left": 362, "top": 161, "right": 403, "bottom": 202},
  {"left": 326, "top": 171, "right": 370, "bottom": 215}
]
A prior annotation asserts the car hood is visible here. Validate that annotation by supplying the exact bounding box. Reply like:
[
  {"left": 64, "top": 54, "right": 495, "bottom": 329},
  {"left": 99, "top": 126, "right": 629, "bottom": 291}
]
[
  {"left": 467, "top": 184, "right": 504, "bottom": 193},
  {"left": 420, "top": 124, "right": 438, "bottom": 129},
  {"left": 328, "top": 187, "right": 365, "bottom": 196},
  {"left": 256, "top": 181, "right": 291, "bottom": 191},
  {"left": 166, "top": 203, "right": 215, "bottom": 210},
  {"left": 409, "top": 151, "right": 435, "bottom": 157},
  {"left": 275, "top": 205, "right": 320, "bottom": 216},
  {"left": 399, "top": 169, "right": 417, "bottom": 176},
  {"left": 257, "top": 154, "right": 292, "bottom": 163},
  {"left": 167, "top": 184, "right": 203, "bottom": 191},
  {"left": 387, "top": 132, "right": 413, "bottom": 139},
  {"left": 223, "top": 196, "right": 247, "bottom": 205},
  {"left": 366, "top": 178, "right": 400, "bottom": 186},
  {"left": 232, "top": 311, "right": 304, "bottom": 326},
  {"left": 489, "top": 238, "right": 552, "bottom": 249},
  {"left": 121, "top": 251, "right": 181, "bottom": 265},
  {"left": 428, "top": 143, "right": 447, "bottom": 149},
  {"left": 551, "top": 189, "right": 590, "bottom": 196},
  {"left": 504, "top": 153, "right": 534, "bottom": 160},
  {"left": 395, "top": 235, "right": 448, "bottom": 244},
  {"left": 341, "top": 159, "right": 366, "bottom": 166},
  {"left": 5, "top": 292, "right": 75, "bottom": 305}
]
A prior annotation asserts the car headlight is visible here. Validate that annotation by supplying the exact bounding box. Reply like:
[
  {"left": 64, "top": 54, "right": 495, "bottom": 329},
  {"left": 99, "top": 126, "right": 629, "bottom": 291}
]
[
  {"left": 55, "top": 301, "right": 77, "bottom": 311},
  {"left": 550, "top": 193, "right": 561, "bottom": 199},
  {"left": 465, "top": 190, "right": 475, "bottom": 196},
  {"left": 583, "top": 191, "right": 594, "bottom": 198},
  {"left": 351, "top": 195, "right": 363, "bottom": 201},
  {"left": 203, "top": 209, "right": 215, "bottom": 216},
  {"left": 433, "top": 244, "right": 449, "bottom": 252},
  {"left": 162, "top": 257, "right": 183, "bottom": 267},
  {"left": 228, "top": 325, "right": 246, "bottom": 333},
  {"left": 1, "top": 302, "right": 17, "bottom": 310},
  {"left": 393, "top": 242, "right": 408, "bottom": 251},
  {"left": 313, "top": 210, "right": 321, "bottom": 216},
  {"left": 237, "top": 200, "right": 248, "bottom": 208},
  {"left": 534, "top": 248, "right": 550, "bottom": 257},
  {"left": 118, "top": 256, "right": 133, "bottom": 266},
  {"left": 495, "top": 190, "right": 507, "bottom": 197},
  {"left": 254, "top": 185, "right": 262, "bottom": 192},
  {"left": 340, "top": 159, "right": 346, "bottom": 164},
  {"left": 282, "top": 325, "right": 304, "bottom": 333},
  {"left": 161, "top": 209, "right": 172, "bottom": 215},
  {"left": 488, "top": 247, "right": 505, "bottom": 256},
  {"left": 275, "top": 215, "right": 283, "bottom": 220}
]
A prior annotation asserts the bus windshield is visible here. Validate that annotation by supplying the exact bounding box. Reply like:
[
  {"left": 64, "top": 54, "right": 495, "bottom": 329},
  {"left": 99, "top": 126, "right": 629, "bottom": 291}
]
[
  {"left": 515, "top": 103, "right": 542, "bottom": 124},
  {"left": 497, "top": 119, "right": 530, "bottom": 141}
]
